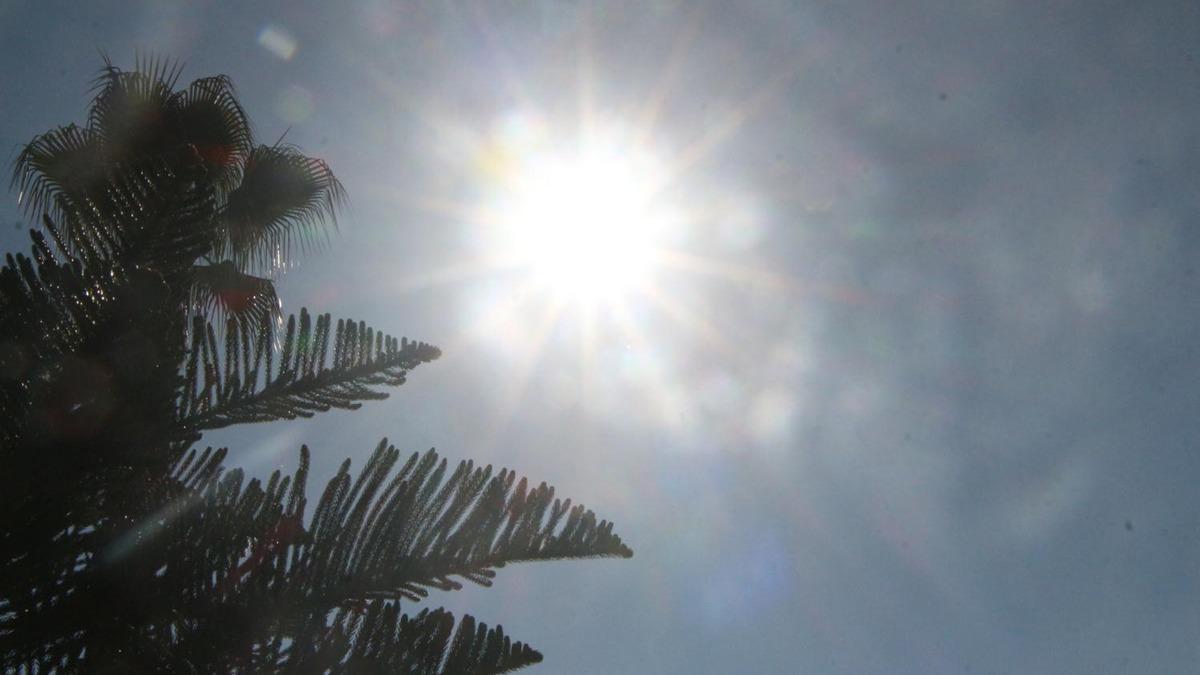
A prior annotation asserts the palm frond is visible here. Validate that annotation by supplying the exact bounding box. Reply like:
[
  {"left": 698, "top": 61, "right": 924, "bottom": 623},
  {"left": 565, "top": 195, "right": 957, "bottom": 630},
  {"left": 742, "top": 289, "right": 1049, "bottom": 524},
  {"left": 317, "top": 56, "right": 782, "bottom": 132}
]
[
  {"left": 187, "top": 261, "right": 280, "bottom": 335},
  {"left": 167, "top": 74, "right": 253, "bottom": 194},
  {"left": 88, "top": 55, "right": 183, "bottom": 159},
  {"left": 176, "top": 308, "right": 440, "bottom": 435},
  {"left": 14, "top": 133, "right": 221, "bottom": 278},
  {"left": 11, "top": 124, "right": 106, "bottom": 221},
  {"left": 219, "top": 144, "right": 346, "bottom": 273}
]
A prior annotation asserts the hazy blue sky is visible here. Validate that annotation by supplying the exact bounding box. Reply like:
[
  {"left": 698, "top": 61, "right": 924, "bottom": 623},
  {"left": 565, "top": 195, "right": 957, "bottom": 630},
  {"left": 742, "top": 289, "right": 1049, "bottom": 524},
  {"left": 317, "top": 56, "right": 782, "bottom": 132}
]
[{"left": 3, "top": 1, "right": 1199, "bottom": 673}]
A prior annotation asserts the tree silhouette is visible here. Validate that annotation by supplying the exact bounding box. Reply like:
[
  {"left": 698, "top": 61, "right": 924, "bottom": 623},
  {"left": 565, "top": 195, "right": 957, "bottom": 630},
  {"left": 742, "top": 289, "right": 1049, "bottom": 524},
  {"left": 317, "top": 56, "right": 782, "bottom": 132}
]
[{"left": 0, "top": 58, "right": 632, "bottom": 673}]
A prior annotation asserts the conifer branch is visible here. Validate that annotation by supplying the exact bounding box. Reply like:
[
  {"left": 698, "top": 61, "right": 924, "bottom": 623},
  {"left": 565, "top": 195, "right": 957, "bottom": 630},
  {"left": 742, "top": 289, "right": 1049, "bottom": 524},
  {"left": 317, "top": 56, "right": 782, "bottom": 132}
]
[
  {"left": 304, "top": 605, "right": 544, "bottom": 674},
  {"left": 159, "top": 444, "right": 633, "bottom": 610},
  {"left": 0, "top": 227, "right": 126, "bottom": 446},
  {"left": 22, "top": 443, "right": 627, "bottom": 672},
  {"left": 175, "top": 309, "right": 441, "bottom": 435},
  {"left": 238, "top": 443, "right": 633, "bottom": 608}
]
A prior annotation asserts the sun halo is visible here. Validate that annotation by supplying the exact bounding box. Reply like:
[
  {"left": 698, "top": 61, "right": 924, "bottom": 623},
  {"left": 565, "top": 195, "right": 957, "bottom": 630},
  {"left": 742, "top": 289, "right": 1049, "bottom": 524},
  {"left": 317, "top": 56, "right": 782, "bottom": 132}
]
[{"left": 483, "top": 125, "right": 672, "bottom": 304}]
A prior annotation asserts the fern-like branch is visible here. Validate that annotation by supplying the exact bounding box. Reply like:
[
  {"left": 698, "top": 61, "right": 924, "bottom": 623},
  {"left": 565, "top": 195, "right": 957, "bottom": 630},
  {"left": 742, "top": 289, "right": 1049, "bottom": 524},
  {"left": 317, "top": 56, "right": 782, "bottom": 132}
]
[
  {"left": 256, "top": 443, "right": 633, "bottom": 607},
  {"left": 308, "top": 605, "right": 544, "bottom": 675},
  {"left": 175, "top": 308, "right": 440, "bottom": 435},
  {"left": 20, "top": 443, "right": 630, "bottom": 672},
  {"left": 151, "top": 444, "right": 632, "bottom": 641},
  {"left": 0, "top": 224, "right": 129, "bottom": 447}
]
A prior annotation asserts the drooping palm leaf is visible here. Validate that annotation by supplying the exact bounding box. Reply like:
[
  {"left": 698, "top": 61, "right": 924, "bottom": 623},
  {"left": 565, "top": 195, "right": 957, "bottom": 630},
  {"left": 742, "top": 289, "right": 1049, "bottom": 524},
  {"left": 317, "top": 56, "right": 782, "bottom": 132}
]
[
  {"left": 17, "top": 59, "right": 336, "bottom": 288},
  {"left": 11, "top": 124, "right": 107, "bottom": 222},
  {"left": 166, "top": 74, "right": 253, "bottom": 194},
  {"left": 15, "top": 136, "right": 223, "bottom": 274},
  {"left": 219, "top": 144, "right": 346, "bottom": 273},
  {"left": 87, "top": 55, "right": 183, "bottom": 161},
  {"left": 187, "top": 261, "right": 280, "bottom": 335}
]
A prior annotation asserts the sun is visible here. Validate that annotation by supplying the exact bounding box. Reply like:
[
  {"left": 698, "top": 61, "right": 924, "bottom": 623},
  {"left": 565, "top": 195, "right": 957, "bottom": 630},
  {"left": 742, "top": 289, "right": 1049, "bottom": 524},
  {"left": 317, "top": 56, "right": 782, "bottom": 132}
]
[{"left": 483, "top": 122, "right": 673, "bottom": 302}]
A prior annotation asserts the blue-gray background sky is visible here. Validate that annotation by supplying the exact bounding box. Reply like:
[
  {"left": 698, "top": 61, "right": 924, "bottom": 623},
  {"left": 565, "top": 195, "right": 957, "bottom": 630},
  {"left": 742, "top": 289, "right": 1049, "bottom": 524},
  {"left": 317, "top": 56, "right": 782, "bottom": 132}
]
[{"left": 3, "top": 1, "right": 1199, "bottom": 673}]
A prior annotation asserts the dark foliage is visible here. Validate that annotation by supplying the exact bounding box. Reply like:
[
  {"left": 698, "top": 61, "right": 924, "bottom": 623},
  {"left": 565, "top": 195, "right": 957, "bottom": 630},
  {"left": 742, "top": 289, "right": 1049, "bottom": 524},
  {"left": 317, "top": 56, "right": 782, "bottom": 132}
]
[{"left": 0, "top": 59, "right": 631, "bottom": 674}]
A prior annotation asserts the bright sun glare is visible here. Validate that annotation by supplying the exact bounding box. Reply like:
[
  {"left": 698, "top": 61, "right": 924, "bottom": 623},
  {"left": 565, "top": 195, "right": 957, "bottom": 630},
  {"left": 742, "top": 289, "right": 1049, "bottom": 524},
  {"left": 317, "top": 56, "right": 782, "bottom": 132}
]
[
  {"left": 489, "top": 127, "right": 671, "bottom": 301},
  {"left": 386, "top": 18, "right": 803, "bottom": 440}
]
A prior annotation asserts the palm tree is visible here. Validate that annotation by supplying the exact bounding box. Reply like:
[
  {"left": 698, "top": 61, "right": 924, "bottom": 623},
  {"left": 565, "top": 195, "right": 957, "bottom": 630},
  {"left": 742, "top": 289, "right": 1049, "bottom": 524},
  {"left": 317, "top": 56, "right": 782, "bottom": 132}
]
[
  {"left": 12, "top": 55, "right": 343, "bottom": 330},
  {"left": 0, "top": 58, "right": 632, "bottom": 673}
]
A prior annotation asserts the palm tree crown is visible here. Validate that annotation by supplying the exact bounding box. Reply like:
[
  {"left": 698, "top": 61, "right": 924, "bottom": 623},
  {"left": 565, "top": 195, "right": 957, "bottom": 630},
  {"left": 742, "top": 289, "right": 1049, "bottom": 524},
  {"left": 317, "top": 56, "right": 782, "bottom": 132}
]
[{"left": 12, "top": 55, "right": 344, "bottom": 330}]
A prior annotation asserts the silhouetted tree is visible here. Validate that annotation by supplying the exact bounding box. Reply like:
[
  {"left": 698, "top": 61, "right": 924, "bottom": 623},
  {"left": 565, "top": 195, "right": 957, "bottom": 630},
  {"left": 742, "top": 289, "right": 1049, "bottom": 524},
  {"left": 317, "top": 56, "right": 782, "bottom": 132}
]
[{"left": 0, "top": 58, "right": 631, "bottom": 674}]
